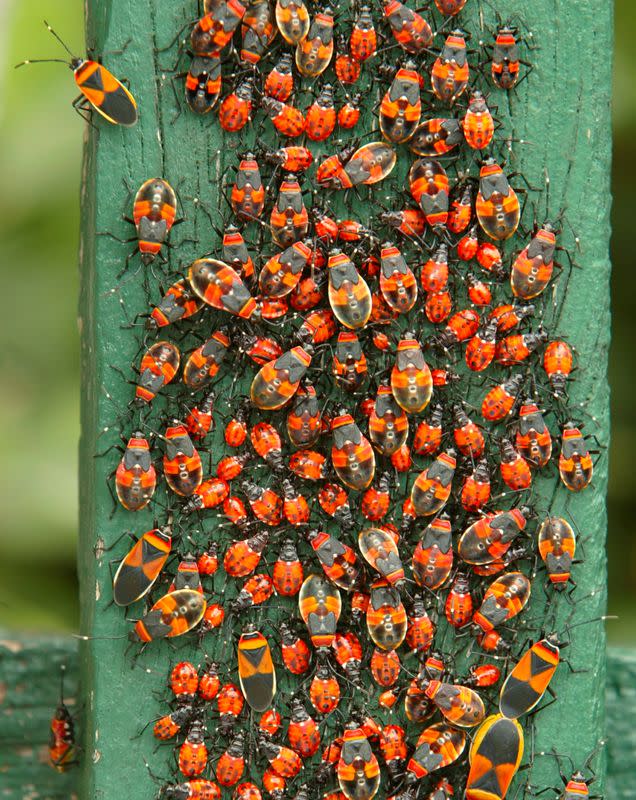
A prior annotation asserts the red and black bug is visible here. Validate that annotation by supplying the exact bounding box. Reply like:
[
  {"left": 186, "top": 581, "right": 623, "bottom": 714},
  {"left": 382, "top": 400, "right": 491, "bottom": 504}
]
[
  {"left": 412, "top": 515, "right": 453, "bottom": 591},
  {"left": 431, "top": 30, "right": 470, "bottom": 105},
  {"left": 115, "top": 433, "right": 156, "bottom": 511},
  {"left": 231, "top": 154, "right": 265, "bottom": 221},
  {"left": 48, "top": 667, "right": 76, "bottom": 772},
  {"left": 275, "top": 0, "right": 310, "bottom": 45},
  {"left": 383, "top": 0, "right": 432, "bottom": 54},
  {"left": 559, "top": 423, "right": 593, "bottom": 492},
  {"left": 305, "top": 84, "right": 337, "bottom": 141},
  {"left": 543, "top": 340, "right": 573, "bottom": 396},
  {"left": 240, "top": 0, "right": 276, "bottom": 64},
  {"left": 511, "top": 223, "right": 557, "bottom": 299},
  {"left": 112, "top": 523, "right": 172, "bottom": 606},
  {"left": 308, "top": 529, "right": 362, "bottom": 592},
  {"left": 491, "top": 26, "right": 523, "bottom": 90},
  {"left": 270, "top": 174, "right": 309, "bottom": 247},
  {"left": 476, "top": 159, "right": 520, "bottom": 240},
  {"left": 538, "top": 516, "right": 576, "bottom": 589},
  {"left": 295, "top": 9, "right": 335, "bottom": 78},
  {"left": 185, "top": 54, "right": 222, "bottom": 114},
  {"left": 183, "top": 330, "right": 231, "bottom": 390},
  {"left": 262, "top": 96, "right": 305, "bottom": 137},
  {"left": 288, "top": 698, "right": 321, "bottom": 758},
  {"left": 149, "top": 279, "right": 203, "bottom": 329},
  {"left": 409, "top": 118, "right": 463, "bottom": 157},
  {"left": 379, "top": 64, "right": 422, "bottom": 144},
  {"left": 219, "top": 78, "right": 254, "bottom": 132},
  {"left": 462, "top": 91, "right": 495, "bottom": 150},
  {"left": 350, "top": 6, "right": 377, "bottom": 62},
  {"left": 163, "top": 423, "right": 203, "bottom": 497},
  {"left": 409, "top": 159, "right": 449, "bottom": 228},
  {"left": 333, "top": 331, "right": 368, "bottom": 392}
]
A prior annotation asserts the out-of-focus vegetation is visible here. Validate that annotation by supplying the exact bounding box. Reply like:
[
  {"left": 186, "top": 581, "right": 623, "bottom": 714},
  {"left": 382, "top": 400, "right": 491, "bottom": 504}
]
[{"left": 0, "top": 1, "right": 632, "bottom": 640}]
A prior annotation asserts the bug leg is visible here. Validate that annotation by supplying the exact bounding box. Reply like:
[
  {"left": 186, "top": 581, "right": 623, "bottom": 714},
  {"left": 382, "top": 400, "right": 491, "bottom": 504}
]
[{"left": 72, "top": 95, "right": 99, "bottom": 129}]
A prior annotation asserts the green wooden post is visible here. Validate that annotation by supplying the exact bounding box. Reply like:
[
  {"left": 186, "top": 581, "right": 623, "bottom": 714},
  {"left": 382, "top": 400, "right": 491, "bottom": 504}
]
[{"left": 76, "top": 1, "right": 613, "bottom": 800}]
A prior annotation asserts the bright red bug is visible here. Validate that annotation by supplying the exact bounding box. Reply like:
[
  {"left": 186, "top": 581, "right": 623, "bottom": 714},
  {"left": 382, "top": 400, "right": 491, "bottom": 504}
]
[
  {"left": 310, "top": 667, "right": 341, "bottom": 714},
  {"left": 282, "top": 479, "right": 311, "bottom": 525},
  {"left": 492, "top": 26, "right": 522, "bottom": 90},
  {"left": 231, "top": 153, "right": 264, "bottom": 221},
  {"left": 305, "top": 83, "right": 337, "bottom": 141},
  {"left": 308, "top": 529, "right": 362, "bottom": 592},
  {"left": 452, "top": 406, "right": 485, "bottom": 458},
  {"left": 273, "top": 539, "right": 304, "bottom": 595},
  {"left": 543, "top": 340, "right": 573, "bottom": 395},
  {"left": 409, "top": 158, "right": 449, "bottom": 228},
  {"left": 288, "top": 699, "right": 321, "bottom": 758},
  {"left": 262, "top": 96, "right": 305, "bottom": 137},
  {"left": 250, "top": 421, "right": 283, "bottom": 469},
  {"left": 481, "top": 374, "right": 524, "bottom": 422},
  {"left": 332, "top": 631, "right": 363, "bottom": 679},
  {"left": 335, "top": 46, "right": 362, "bottom": 84},
  {"left": 431, "top": 30, "right": 470, "bottom": 104},
  {"left": 350, "top": 5, "right": 377, "bottom": 61},
  {"left": 338, "top": 95, "right": 362, "bottom": 129},
  {"left": 280, "top": 622, "right": 312, "bottom": 674},
  {"left": 515, "top": 401, "right": 552, "bottom": 467},
  {"left": 170, "top": 661, "right": 199, "bottom": 700},
  {"left": 371, "top": 647, "right": 401, "bottom": 687},
  {"left": 476, "top": 159, "right": 520, "bottom": 240},
  {"left": 411, "top": 450, "right": 456, "bottom": 517},
  {"left": 465, "top": 318, "right": 498, "bottom": 372},
  {"left": 219, "top": 78, "right": 254, "bottom": 132},
  {"left": 447, "top": 185, "right": 472, "bottom": 233},
  {"left": 461, "top": 459, "right": 491, "bottom": 512},
  {"left": 224, "top": 530, "right": 269, "bottom": 577},
  {"left": 333, "top": 331, "right": 368, "bottom": 392},
  {"left": 406, "top": 595, "right": 435, "bottom": 656},
  {"left": 445, "top": 573, "right": 473, "bottom": 628},
  {"left": 217, "top": 733, "right": 246, "bottom": 787},
  {"left": 462, "top": 91, "right": 495, "bottom": 149},
  {"left": 217, "top": 684, "right": 245, "bottom": 736},
  {"left": 185, "top": 392, "right": 216, "bottom": 441},
  {"left": 179, "top": 721, "right": 208, "bottom": 778},
  {"left": 264, "top": 52, "right": 294, "bottom": 100},
  {"left": 499, "top": 438, "right": 532, "bottom": 490}
]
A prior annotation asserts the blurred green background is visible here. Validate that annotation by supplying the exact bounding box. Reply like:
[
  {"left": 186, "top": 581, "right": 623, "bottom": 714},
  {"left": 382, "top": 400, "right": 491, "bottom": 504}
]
[{"left": 0, "top": 2, "right": 632, "bottom": 641}]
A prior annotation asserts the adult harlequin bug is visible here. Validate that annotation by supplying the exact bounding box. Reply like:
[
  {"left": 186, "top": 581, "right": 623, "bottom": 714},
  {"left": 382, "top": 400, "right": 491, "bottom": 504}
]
[
  {"left": 130, "top": 588, "right": 207, "bottom": 642},
  {"left": 262, "top": 96, "right": 306, "bottom": 137},
  {"left": 409, "top": 159, "right": 449, "bottom": 228},
  {"left": 185, "top": 54, "right": 222, "bottom": 114},
  {"left": 331, "top": 412, "right": 376, "bottom": 490},
  {"left": 420, "top": 679, "right": 485, "bottom": 728},
  {"left": 538, "top": 516, "right": 576, "bottom": 589},
  {"left": 462, "top": 92, "right": 495, "bottom": 150},
  {"left": 409, "top": 118, "right": 463, "bottom": 157},
  {"left": 472, "top": 572, "right": 531, "bottom": 636},
  {"left": 333, "top": 331, "right": 368, "bottom": 392},
  {"left": 305, "top": 84, "right": 337, "bottom": 141},
  {"left": 366, "top": 579, "right": 407, "bottom": 650},
  {"left": 515, "top": 401, "right": 552, "bottom": 467},
  {"left": 237, "top": 629, "right": 276, "bottom": 712},
  {"left": 48, "top": 667, "right": 76, "bottom": 772},
  {"left": 231, "top": 154, "right": 265, "bottom": 221},
  {"left": 188, "top": 258, "right": 257, "bottom": 319},
  {"left": 183, "top": 331, "right": 231, "bottom": 390},
  {"left": 327, "top": 250, "right": 373, "bottom": 330},
  {"left": 391, "top": 334, "right": 432, "bottom": 414},
  {"left": 405, "top": 723, "right": 466, "bottom": 783},
  {"left": 481, "top": 374, "right": 524, "bottom": 422},
  {"left": 132, "top": 178, "right": 177, "bottom": 264},
  {"left": 135, "top": 341, "right": 180, "bottom": 404},
  {"left": 295, "top": 9, "right": 334, "bottom": 78},
  {"left": 350, "top": 5, "right": 377, "bottom": 61},
  {"left": 308, "top": 529, "right": 362, "bottom": 591},
  {"left": 379, "top": 243, "right": 418, "bottom": 313},
  {"left": 162, "top": 423, "right": 203, "bottom": 497},
  {"left": 240, "top": 0, "right": 276, "bottom": 64},
  {"left": 299, "top": 573, "right": 342, "bottom": 649},
  {"left": 543, "top": 340, "right": 573, "bottom": 396},
  {"left": 369, "top": 384, "right": 409, "bottom": 456},
  {"left": 491, "top": 27, "right": 522, "bottom": 90},
  {"left": 149, "top": 279, "right": 203, "bottom": 329},
  {"left": 431, "top": 31, "right": 470, "bottom": 105},
  {"left": 250, "top": 346, "right": 312, "bottom": 410},
  {"left": 445, "top": 573, "right": 473, "bottom": 628},
  {"left": 115, "top": 433, "right": 156, "bottom": 511},
  {"left": 275, "top": 0, "right": 310, "bottom": 44},
  {"left": 337, "top": 726, "right": 381, "bottom": 800},
  {"left": 17, "top": 22, "right": 137, "bottom": 126},
  {"left": 288, "top": 698, "right": 321, "bottom": 758},
  {"left": 411, "top": 450, "right": 456, "bottom": 517},
  {"left": 217, "top": 733, "right": 246, "bottom": 787},
  {"left": 464, "top": 714, "right": 523, "bottom": 800},
  {"left": 510, "top": 223, "right": 556, "bottom": 299},
  {"left": 412, "top": 515, "right": 453, "bottom": 590},
  {"left": 112, "top": 523, "right": 172, "bottom": 606},
  {"left": 270, "top": 175, "right": 309, "bottom": 247},
  {"left": 359, "top": 526, "right": 405, "bottom": 585},
  {"left": 476, "top": 160, "right": 520, "bottom": 240},
  {"left": 379, "top": 64, "right": 422, "bottom": 144},
  {"left": 383, "top": 0, "right": 433, "bottom": 54},
  {"left": 280, "top": 623, "right": 312, "bottom": 674},
  {"left": 558, "top": 423, "right": 593, "bottom": 491}
]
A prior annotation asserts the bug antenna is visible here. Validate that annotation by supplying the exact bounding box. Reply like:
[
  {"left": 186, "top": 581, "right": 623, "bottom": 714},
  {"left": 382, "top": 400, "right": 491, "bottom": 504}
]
[
  {"left": 15, "top": 57, "right": 70, "bottom": 68},
  {"left": 59, "top": 664, "right": 67, "bottom": 703},
  {"left": 43, "top": 21, "right": 77, "bottom": 58}
]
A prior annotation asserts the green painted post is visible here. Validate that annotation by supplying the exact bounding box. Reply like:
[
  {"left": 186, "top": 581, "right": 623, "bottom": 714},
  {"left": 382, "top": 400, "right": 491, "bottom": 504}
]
[{"left": 77, "top": 2, "right": 612, "bottom": 800}]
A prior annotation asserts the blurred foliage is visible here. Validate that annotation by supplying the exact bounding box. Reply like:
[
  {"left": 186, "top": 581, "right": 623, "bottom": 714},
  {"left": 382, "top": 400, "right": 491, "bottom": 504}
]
[{"left": 0, "top": 1, "right": 632, "bottom": 641}]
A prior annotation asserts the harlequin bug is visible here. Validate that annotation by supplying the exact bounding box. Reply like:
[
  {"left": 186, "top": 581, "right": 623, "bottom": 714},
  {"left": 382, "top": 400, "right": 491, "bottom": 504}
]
[
  {"left": 17, "top": 22, "right": 137, "bottom": 126},
  {"left": 230, "top": 154, "right": 265, "bottom": 221},
  {"left": 409, "top": 118, "right": 463, "bottom": 157},
  {"left": 262, "top": 96, "right": 305, "bottom": 137},
  {"left": 250, "top": 346, "right": 312, "bottom": 410},
  {"left": 308, "top": 529, "right": 362, "bottom": 591},
  {"left": 359, "top": 525, "right": 405, "bottom": 584},
  {"left": 270, "top": 174, "right": 309, "bottom": 247},
  {"left": 383, "top": 0, "right": 433, "bottom": 54},
  {"left": 476, "top": 159, "right": 520, "bottom": 240},
  {"left": 275, "top": 0, "right": 310, "bottom": 44},
  {"left": 412, "top": 515, "right": 453, "bottom": 590},
  {"left": 366, "top": 579, "right": 407, "bottom": 651},
  {"left": 472, "top": 572, "right": 531, "bottom": 636},
  {"left": 295, "top": 9, "right": 335, "bottom": 78},
  {"left": 183, "top": 331, "right": 231, "bottom": 390},
  {"left": 461, "top": 91, "right": 495, "bottom": 150},
  {"left": 379, "top": 64, "right": 422, "bottom": 144},
  {"left": 48, "top": 667, "right": 76, "bottom": 772},
  {"left": 558, "top": 423, "right": 593, "bottom": 491},
  {"left": 391, "top": 334, "right": 433, "bottom": 414},
  {"left": 464, "top": 715, "right": 523, "bottom": 800},
  {"left": 331, "top": 412, "right": 376, "bottom": 491},
  {"left": 411, "top": 450, "right": 456, "bottom": 517},
  {"left": 327, "top": 250, "right": 373, "bottom": 329},
  {"left": 404, "top": 722, "right": 466, "bottom": 783},
  {"left": 240, "top": 0, "right": 276, "bottom": 64},
  {"left": 409, "top": 159, "right": 449, "bottom": 227},
  {"left": 185, "top": 54, "right": 222, "bottom": 114},
  {"left": 431, "top": 31, "right": 470, "bottom": 105}
]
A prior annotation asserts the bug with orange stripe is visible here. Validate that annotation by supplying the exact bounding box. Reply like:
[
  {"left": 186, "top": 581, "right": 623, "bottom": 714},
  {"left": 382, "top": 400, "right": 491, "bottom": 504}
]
[
  {"left": 275, "top": 0, "right": 310, "bottom": 44},
  {"left": 379, "top": 243, "right": 418, "bottom": 313},
  {"left": 148, "top": 279, "right": 202, "bottom": 330},
  {"left": 462, "top": 91, "right": 495, "bottom": 150},
  {"left": 48, "top": 667, "right": 76, "bottom": 772},
  {"left": 17, "top": 22, "right": 137, "bottom": 126},
  {"left": 295, "top": 9, "right": 334, "bottom": 78},
  {"left": 431, "top": 30, "right": 470, "bottom": 105},
  {"left": 464, "top": 714, "right": 523, "bottom": 800},
  {"left": 498, "top": 635, "right": 562, "bottom": 719},
  {"left": 308, "top": 529, "right": 363, "bottom": 591},
  {"left": 390, "top": 334, "right": 432, "bottom": 415},
  {"left": 162, "top": 423, "right": 203, "bottom": 497},
  {"left": 367, "top": 579, "right": 407, "bottom": 651},
  {"left": 240, "top": 0, "right": 276, "bottom": 64},
  {"left": 327, "top": 250, "right": 373, "bottom": 330},
  {"left": 333, "top": 331, "right": 368, "bottom": 392},
  {"left": 411, "top": 450, "right": 456, "bottom": 517},
  {"left": 412, "top": 515, "right": 454, "bottom": 591},
  {"left": 472, "top": 572, "right": 531, "bottom": 638},
  {"left": 183, "top": 330, "right": 231, "bottom": 390},
  {"left": 259, "top": 240, "right": 312, "bottom": 298},
  {"left": 286, "top": 382, "right": 321, "bottom": 448},
  {"left": 559, "top": 423, "right": 593, "bottom": 492},
  {"left": 115, "top": 432, "right": 156, "bottom": 511},
  {"left": 476, "top": 159, "right": 520, "bottom": 240},
  {"left": 231, "top": 153, "right": 265, "bottom": 221},
  {"left": 383, "top": 0, "right": 432, "bottom": 54},
  {"left": 112, "top": 523, "right": 172, "bottom": 607},
  {"left": 337, "top": 725, "right": 381, "bottom": 800},
  {"left": 129, "top": 588, "right": 207, "bottom": 643},
  {"left": 359, "top": 527, "right": 405, "bottom": 586},
  {"left": 270, "top": 174, "right": 309, "bottom": 247},
  {"left": 543, "top": 340, "right": 573, "bottom": 396},
  {"left": 457, "top": 507, "right": 529, "bottom": 567},
  {"left": 188, "top": 258, "right": 258, "bottom": 319},
  {"left": 331, "top": 411, "right": 376, "bottom": 491},
  {"left": 250, "top": 345, "right": 312, "bottom": 410},
  {"left": 368, "top": 384, "right": 409, "bottom": 456},
  {"left": 299, "top": 573, "right": 342, "bottom": 650},
  {"left": 403, "top": 722, "right": 466, "bottom": 784},
  {"left": 128, "top": 178, "right": 178, "bottom": 265},
  {"left": 409, "top": 117, "right": 463, "bottom": 157},
  {"left": 379, "top": 64, "right": 422, "bottom": 144},
  {"left": 185, "top": 54, "right": 222, "bottom": 115},
  {"left": 537, "top": 516, "right": 576, "bottom": 590},
  {"left": 237, "top": 628, "right": 276, "bottom": 712},
  {"left": 135, "top": 340, "right": 180, "bottom": 405},
  {"left": 515, "top": 401, "right": 552, "bottom": 467},
  {"left": 408, "top": 159, "right": 449, "bottom": 228}
]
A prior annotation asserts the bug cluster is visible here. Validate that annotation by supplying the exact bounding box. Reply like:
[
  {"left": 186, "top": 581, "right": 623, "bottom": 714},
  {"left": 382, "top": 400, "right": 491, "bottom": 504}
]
[{"left": 23, "top": 0, "right": 604, "bottom": 797}]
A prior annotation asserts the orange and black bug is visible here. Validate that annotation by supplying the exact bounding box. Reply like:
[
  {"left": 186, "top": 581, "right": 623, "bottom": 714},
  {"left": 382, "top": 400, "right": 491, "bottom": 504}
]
[
  {"left": 359, "top": 526, "right": 405, "bottom": 585},
  {"left": 327, "top": 250, "right": 373, "bottom": 329},
  {"left": 184, "top": 330, "right": 231, "bottom": 390},
  {"left": 259, "top": 708, "right": 282, "bottom": 738},
  {"left": 481, "top": 374, "right": 524, "bottom": 422},
  {"left": 445, "top": 573, "right": 473, "bottom": 628},
  {"left": 188, "top": 258, "right": 257, "bottom": 319},
  {"left": 452, "top": 405, "right": 485, "bottom": 458},
  {"left": 350, "top": 6, "right": 377, "bottom": 61},
  {"left": 216, "top": 451, "right": 250, "bottom": 482},
  {"left": 185, "top": 392, "right": 216, "bottom": 441},
  {"left": 290, "top": 270, "right": 325, "bottom": 311},
  {"left": 288, "top": 699, "right": 321, "bottom": 758},
  {"left": 370, "top": 646, "right": 400, "bottom": 687},
  {"left": 379, "top": 64, "right": 422, "bottom": 144},
  {"left": 465, "top": 714, "right": 523, "bottom": 800},
  {"left": 383, "top": 0, "right": 432, "bottom": 54},
  {"left": 250, "top": 420, "right": 283, "bottom": 469},
  {"left": 538, "top": 516, "right": 576, "bottom": 589},
  {"left": 217, "top": 684, "right": 245, "bottom": 736},
  {"left": 412, "top": 515, "right": 453, "bottom": 590},
  {"left": 184, "top": 476, "right": 230, "bottom": 512},
  {"left": 275, "top": 0, "right": 310, "bottom": 44},
  {"left": 498, "top": 635, "right": 560, "bottom": 719},
  {"left": 316, "top": 147, "right": 355, "bottom": 189},
  {"left": 457, "top": 226, "right": 479, "bottom": 261},
  {"left": 170, "top": 661, "right": 199, "bottom": 700},
  {"left": 280, "top": 622, "right": 312, "bottom": 674},
  {"left": 260, "top": 737, "right": 303, "bottom": 779},
  {"left": 409, "top": 118, "right": 463, "bottom": 157},
  {"left": 499, "top": 438, "right": 532, "bottom": 491},
  {"left": 219, "top": 77, "right": 254, "bottom": 132},
  {"left": 201, "top": 603, "right": 225, "bottom": 632},
  {"left": 319, "top": 482, "right": 353, "bottom": 525},
  {"left": 149, "top": 279, "right": 203, "bottom": 329},
  {"left": 217, "top": 733, "right": 246, "bottom": 787},
  {"left": 335, "top": 41, "right": 361, "bottom": 84},
  {"left": 273, "top": 539, "right": 304, "bottom": 596},
  {"left": 404, "top": 653, "right": 446, "bottom": 723},
  {"left": 367, "top": 578, "right": 407, "bottom": 651},
  {"left": 331, "top": 412, "right": 376, "bottom": 491},
  {"left": 406, "top": 595, "right": 435, "bottom": 655},
  {"left": 515, "top": 401, "right": 552, "bottom": 467},
  {"left": 130, "top": 588, "right": 207, "bottom": 642},
  {"left": 286, "top": 382, "right": 321, "bottom": 448},
  {"left": 308, "top": 529, "right": 362, "bottom": 591},
  {"left": 332, "top": 631, "right": 363, "bottom": 679},
  {"left": 112, "top": 524, "right": 172, "bottom": 606},
  {"left": 461, "top": 459, "right": 491, "bottom": 512},
  {"left": 491, "top": 27, "right": 522, "bottom": 90},
  {"left": 465, "top": 318, "right": 498, "bottom": 372},
  {"left": 412, "top": 405, "right": 443, "bottom": 458},
  {"left": 135, "top": 340, "right": 180, "bottom": 404},
  {"left": 543, "top": 340, "right": 573, "bottom": 396},
  {"left": 333, "top": 331, "right": 368, "bottom": 392},
  {"left": 224, "top": 530, "right": 269, "bottom": 577},
  {"left": 115, "top": 433, "right": 156, "bottom": 511},
  {"left": 17, "top": 22, "right": 137, "bottom": 126},
  {"left": 431, "top": 30, "right": 470, "bottom": 105},
  {"left": 559, "top": 423, "right": 593, "bottom": 491},
  {"left": 270, "top": 174, "right": 309, "bottom": 247},
  {"left": 405, "top": 722, "right": 466, "bottom": 782},
  {"left": 344, "top": 141, "right": 397, "bottom": 186},
  {"left": 192, "top": 0, "right": 246, "bottom": 53},
  {"left": 435, "top": 0, "right": 466, "bottom": 14},
  {"left": 458, "top": 507, "right": 529, "bottom": 566},
  {"left": 337, "top": 726, "right": 381, "bottom": 800},
  {"left": 237, "top": 629, "right": 276, "bottom": 712},
  {"left": 299, "top": 573, "right": 342, "bottom": 649},
  {"left": 130, "top": 178, "right": 178, "bottom": 265},
  {"left": 162, "top": 779, "right": 221, "bottom": 800},
  {"left": 260, "top": 241, "right": 312, "bottom": 299},
  {"left": 296, "top": 9, "right": 334, "bottom": 78},
  {"left": 264, "top": 52, "right": 294, "bottom": 101},
  {"left": 305, "top": 84, "right": 337, "bottom": 141},
  {"left": 510, "top": 223, "right": 556, "bottom": 299},
  {"left": 289, "top": 449, "right": 328, "bottom": 481},
  {"left": 264, "top": 144, "right": 313, "bottom": 173},
  {"left": 196, "top": 542, "right": 218, "bottom": 578},
  {"left": 241, "top": 481, "right": 283, "bottom": 526},
  {"left": 162, "top": 423, "right": 203, "bottom": 497},
  {"left": 169, "top": 553, "right": 203, "bottom": 594},
  {"left": 467, "top": 274, "right": 492, "bottom": 306},
  {"left": 477, "top": 241, "right": 504, "bottom": 277},
  {"left": 240, "top": 0, "right": 276, "bottom": 64},
  {"left": 231, "top": 154, "right": 265, "bottom": 221},
  {"left": 439, "top": 308, "right": 481, "bottom": 347},
  {"left": 379, "top": 243, "right": 418, "bottom": 313},
  {"left": 379, "top": 207, "right": 426, "bottom": 237},
  {"left": 391, "top": 334, "right": 433, "bottom": 414},
  {"left": 282, "top": 480, "right": 310, "bottom": 525},
  {"left": 262, "top": 96, "right": 305, "bottom": 137},
  {"left": 447, "top": 185, "right": 473, "bottom": 233},
  {"left": 409, "top": 158, "right": 449, "bottom": 228},
  {"left": 420, "top": 679, "right": 485, "bottom": 727},
  {"left": 235, "top": 782, "right": 263, "bottom": 800},
  {"left": 153, "top": 704, "right": 196, "bottom": 740},
  {"left": 476, "top": 159, "right": 520, "bottom": 240},
  {"left": 338, "top": 95, "right": 362, "bottom": 130},
  {"left": 472, "top": 572, "right": 531, "bottom": 636},
  {"left": 185, "top": 54, "right": 222, "bottom": 114},
  {"left": 411, "top": 450, "right": 456, "bottom": 517},
  {"left": 380, "top": 724, "right": 407, "bottom": 780},
  {"left": 369, "top": 384, "right": 409, "bottom": 456},
  {"left": 221, "top": 226, "right": 254, "bottom": 281},
  {"left": 250, "top": 345, "right": 312, "bottom": 410},
  {"left": 48, "top": 667, "right": 76, "bottom": 772},
  {"left": 462, "top": 91, "right": 495, "bottom": 150}
]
